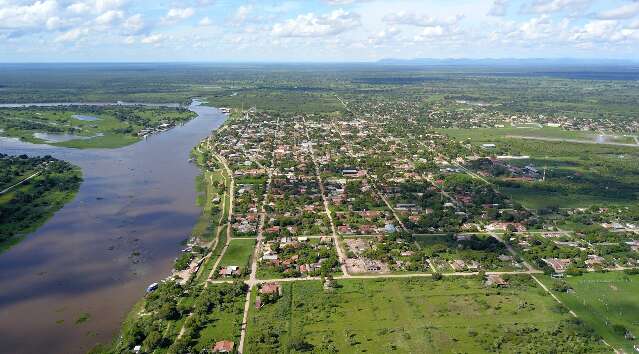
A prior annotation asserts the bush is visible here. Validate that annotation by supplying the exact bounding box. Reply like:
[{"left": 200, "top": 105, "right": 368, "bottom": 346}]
[
  {"left": 432, "top": 273, "right": 443, "bottom": 281},
  {"left": 623, "top": 268, "right": 639, "bottom": 275}
]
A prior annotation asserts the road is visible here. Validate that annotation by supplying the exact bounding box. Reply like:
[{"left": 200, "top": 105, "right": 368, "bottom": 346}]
[
  {"left": 237, "top": 118, "right": 278, "bottom": 354},
  {"left": 302, "top": 116, "right": 350, "bottom": 277}
]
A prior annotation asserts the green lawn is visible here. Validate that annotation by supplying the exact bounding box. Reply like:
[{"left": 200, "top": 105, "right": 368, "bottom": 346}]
[
  {"left": 541, "top": 272, "right": 639, "bottom": 353},
  {"left": 246, "top": 276, "right": 608, "bottom": 353},
  {"left": 217, "top": 239, "right": 256, "bottom": 268}
]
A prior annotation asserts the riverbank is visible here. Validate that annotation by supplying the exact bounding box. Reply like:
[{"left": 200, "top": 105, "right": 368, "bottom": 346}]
[
  {"left": 89, "top": 137, "right": 240, "bottom": 353},
  {"left": 0, "top": 101, "right": 226, "bottom": 354}
]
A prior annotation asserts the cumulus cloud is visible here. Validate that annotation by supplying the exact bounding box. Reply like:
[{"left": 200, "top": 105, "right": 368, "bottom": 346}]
[
  {"left": 523, "top": 0, "right": 592, "bottom": 15},
  {"left": 55, "top": 27, "right": 89, "bottom": 42},
  {"left": 0, "top": 0, "right": 59, "bottom": 30},
  {"left": 141, "top": 33, "right": 164, "bottom": 44},
  {"left": 383, "top": 12, "right": 463, "bottom": 27},
  {"left": 571, "top": 19, "right": 619, "bottom": 42},
  {"left": 367, "top": 27, "right": 400, "bottom": 45},
  {"left": 67, "top": 0, "right": 127, "bottom": 15},
  {"left": 271, "top": 9, "right": 360, "bottom": 37},
  {"left": 232, "top": 5, "right": 252, "bottom": 23},
  {"left": 489, "top": 0, "right": 509, "bottom": 17},
  {"left": 163, "top": 7, "right": 194, "bottom": 23},
  {"left": 199, "top": 17, "right": 212, "bottom": 26},
  {"left": 597, "top": 2, "right": 639, "bottom": 20},
  {"left": 95, "top": 10, "right": 124, "bottom": 25},
  {"left": 123, "top": 14, "right": 145, "bottom": 34}
]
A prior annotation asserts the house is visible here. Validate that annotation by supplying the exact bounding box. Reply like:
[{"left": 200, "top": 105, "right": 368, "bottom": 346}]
[
  {"left": 543, "top": 258, "right": 572, "bottom": 273},
  {"left": 486, "top": 274, "right": 509, "bottom": 287},
  {"left": 585, "top": 255, "right": 605, "bottom": 268},
  {"left": 260, "top": 282, "right": 281, "bottom": 295},
  {"left": 212, "top": 340, "right": 235, "bottom": 353},
  {"left": 261, "top": 251, "right": 278, "bottom": 261},
  {"left": 219, "top": 266, "right": 240, "bottom": 277},
  {"left": 450, "top": 259, "right": 466, "bottom": 271}
]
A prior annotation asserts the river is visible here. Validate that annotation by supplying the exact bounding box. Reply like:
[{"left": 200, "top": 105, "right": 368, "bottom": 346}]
[{"left": 0, "top": 100, "right": 225, "bottom": 354}]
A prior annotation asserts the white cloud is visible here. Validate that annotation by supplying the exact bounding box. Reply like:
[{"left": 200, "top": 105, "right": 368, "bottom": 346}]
[
  {"left": 524, "top": 0, "right": 592, "bottom": 15},
  {"left": 413, "top": 26, "right": 446, "bottom": 41},
  {"left": 489, "top": 0, "right": 509, "bottom": 17},
  {"left": 123, "top": 14, "right": 144, "bottom": 34},
  {"left": 271, "top": 9, "right": 360, "bottom": 37},
  {"left": 199, "top": 17, "right": 212, "bottom": 26},
  {"left": 55, "top": 27, "right": 89, "bottom": 42},
  {"left": 0, "top": 0, "right": 59, "bottom": 30},
  {"left": 163, "top": 8, "right": 194, "bottom": 23},
  {"left": 367, "top": 26, "right": 400, "bottom": 45},
  {"left": 67, "top": 0, "right": 126, "bottom": 15},
  {"left": 141, "top": 33, "right": 164, "bottom": 44},
  {"left": 95, "top": 10, "right": 124, "bottom": 25},
  {"left": 571, "top": 20, "right": 619, "bottom": 42},
  {"left": 597, "top": 2, "right": 639, "bottom": 20},
  {"left": 383, "top": 11, "right": 463, "bottom": 27},
  {"left": 232, "top": 5, "right": 252, "bottom": 23}
]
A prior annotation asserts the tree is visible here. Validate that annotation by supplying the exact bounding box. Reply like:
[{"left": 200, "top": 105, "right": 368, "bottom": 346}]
[{"left": 142, "top": 331, "right": 162, "bottom": 351}]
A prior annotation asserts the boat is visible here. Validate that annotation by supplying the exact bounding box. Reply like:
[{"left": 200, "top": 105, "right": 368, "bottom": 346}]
[{"left": 146, "top": 282, "right": 159, "bottom": 293}]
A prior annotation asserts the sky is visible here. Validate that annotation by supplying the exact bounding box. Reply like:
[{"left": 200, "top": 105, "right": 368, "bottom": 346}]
[{"left": 1, "top": 0, "right": 639, "bottom": 62}]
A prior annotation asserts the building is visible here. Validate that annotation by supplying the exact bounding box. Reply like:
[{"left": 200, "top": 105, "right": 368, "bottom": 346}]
[
  {"left": 486, "top": 274, "right": 509, "bottom": 287},
  {"left": 212, "top": 340, "right": 235, "bottom": 353},
  {"left": 543, "top": 258, "right": 572, "bottom": 273},
  {"left": 219, "top": 266, "right": 240, "bottom": 277},
  {"left": 450, "top": 259, "right": 466, "bottom": 271},
  {"left": 260, "top": 282, "right": 281, "bottom": 295}
]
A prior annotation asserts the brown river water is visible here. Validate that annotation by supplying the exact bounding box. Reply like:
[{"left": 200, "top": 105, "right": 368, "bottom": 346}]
[{"left": 0, "top": 101, "right": 225, "bottom": 354}]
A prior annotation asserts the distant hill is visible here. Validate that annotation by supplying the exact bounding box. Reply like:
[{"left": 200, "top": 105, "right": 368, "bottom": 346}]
[{"left": 376, "top": 58, "right": 638, "bottom": 66}]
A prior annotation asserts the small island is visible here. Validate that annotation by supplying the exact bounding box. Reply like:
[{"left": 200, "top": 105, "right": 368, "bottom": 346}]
[{"left": 0, "top": 153, "right": 82, "bottom": 252}]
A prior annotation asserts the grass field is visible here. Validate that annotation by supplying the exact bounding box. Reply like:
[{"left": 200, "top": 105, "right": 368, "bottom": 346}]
[
  {"left": 439, "top": 127, "right": 639, "bottom": 209},
  {"left": 542, "top": 272, "right": 639, "bottom": 353},
  {"left": 439, "top": 126, "right": 637, "bottom": 145},
  {"left": 246, "top": 276, "right": 608, "bottom": 353},
  {"left": 217, "top": 239, "right": 255, "bottom": 269}
]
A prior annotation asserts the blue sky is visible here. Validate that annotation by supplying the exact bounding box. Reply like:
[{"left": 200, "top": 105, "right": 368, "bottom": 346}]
[{"left": 1, "top": 0, "right": 638, "bottom": 62}]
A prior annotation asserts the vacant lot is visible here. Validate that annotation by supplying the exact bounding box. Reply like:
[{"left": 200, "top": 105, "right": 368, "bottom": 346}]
[
  {"left": 246, "top": 276, "right": 608, "bottom": 353},
  {"left": 217, "top": 239, "right": 255, "bottom": 269},
  {"left": 543, "top": 272, "right": 639, "bottom": 353}
]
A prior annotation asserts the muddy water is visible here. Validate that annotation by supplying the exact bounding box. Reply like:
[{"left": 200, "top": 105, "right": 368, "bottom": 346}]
[{"left": 0, "top": 101, "right": 225, "bottom": 354}]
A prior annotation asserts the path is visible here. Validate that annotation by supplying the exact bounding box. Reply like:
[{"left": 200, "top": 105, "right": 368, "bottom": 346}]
[{"left": 0, "top": 170, "right": 42, "bottom": 195}]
